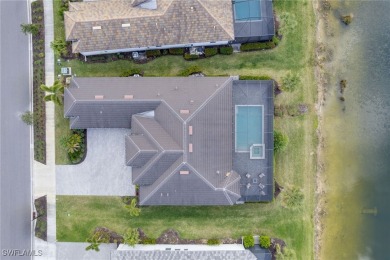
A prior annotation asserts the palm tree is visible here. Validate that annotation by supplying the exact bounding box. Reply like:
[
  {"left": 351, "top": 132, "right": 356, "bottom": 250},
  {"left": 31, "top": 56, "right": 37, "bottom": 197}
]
[
  {"left": 124, "top": 198, "right": 141, "bottom": 217},
  {"left": 40, "top": 80, "right": 64, "bottom": 105}
]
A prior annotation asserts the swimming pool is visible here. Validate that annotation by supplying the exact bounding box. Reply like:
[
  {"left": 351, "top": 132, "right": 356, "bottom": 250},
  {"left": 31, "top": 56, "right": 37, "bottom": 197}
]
[
  {"left": 235, "top": 105, "right": 263, "bottom": 155},
  {"left": 234, "top": 0, "right": 262, "bottom": 21}
]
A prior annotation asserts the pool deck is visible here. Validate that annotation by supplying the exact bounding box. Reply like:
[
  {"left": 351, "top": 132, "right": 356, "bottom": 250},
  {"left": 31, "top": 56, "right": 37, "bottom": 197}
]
[
  {"left": 232, "top": 80, "right": 274, "bottom": 202},
  {"left": 233, "top": 0, "right": 275, "bottom": 42}
]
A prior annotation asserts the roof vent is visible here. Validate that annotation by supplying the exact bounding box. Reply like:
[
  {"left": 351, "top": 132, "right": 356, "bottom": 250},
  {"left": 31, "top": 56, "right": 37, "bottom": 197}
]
[
  {"left": 190, "top": 99, "right": 194, "bottom": 104},
  {"left": 157, "top": 92, "right": 161, "bottom": 97},
  {"left": 180, "top": 109, "right": 190, "bottom": 114},
  {"left": 180, "top": 170, "right": 189, "bottom": 175},
  {"left": 190, "top": 6, "right": 194, "bottom": 11},
  {"left": 215, "top": 84, "right": 219, "bottom": 88},
  {"left": 122, "top": 23, "right": 130, "bottom": 28},
  {"left": 174, "top": 86, "right": 178, "bottom": 90},
  {"left": 92, "top": 26, "right": 101, "bottom": 30},
  {"left": 188, "top": 125, "right": 193, "bottom": 135},
  {"left": 124, "top": 95, "right": 134, "bottom": 99},
  {"left": 95, "top": 95, "right": 104, "bottom": 99},
  {"left": 189, "top": 143, "right": 193, "bottom": 153}
]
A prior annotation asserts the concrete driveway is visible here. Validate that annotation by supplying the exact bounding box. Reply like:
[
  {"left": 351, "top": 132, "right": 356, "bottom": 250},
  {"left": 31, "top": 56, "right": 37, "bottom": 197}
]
[{"left": 56, "top": 129, "right": 135, "bottom": 196}]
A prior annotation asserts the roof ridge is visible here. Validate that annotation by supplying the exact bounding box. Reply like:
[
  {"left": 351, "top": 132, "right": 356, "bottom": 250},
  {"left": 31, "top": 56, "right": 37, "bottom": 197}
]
[
  {"left": 140, "top": 160, "right": 184, "bottom": 204},
  {"left": 186, "top": 77, "right": 232, "bottom": 122},
  {"left": 196, "top": 0, "right": 234, "bottom": 39},
  {"left": 223, "top": 190, "right": 233, "bottom": 205},
  {"left": 132, "top": 116, "right": 165, "bottom": 151},
  {"left": 64, "top": 88, "right": 77, "bottom": 116},
  {"left": 133, "top": 152, "right": 163, "bottom": 183}
]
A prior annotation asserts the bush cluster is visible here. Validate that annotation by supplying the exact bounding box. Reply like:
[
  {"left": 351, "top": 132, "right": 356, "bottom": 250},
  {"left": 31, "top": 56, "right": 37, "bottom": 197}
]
[
  {"left": 204, "top": 47, "right": 218, "bottom": 57},
  {"left": 240, "top": 41, "right": 275, "bottom": 52},
  {"left": 243, "top": 235, "right": 254, "bottom": 248},
  {"left": 142, "top": 238, "right": 156, "bottom": 244},
  {"left": 219, "top": 46, "right": 233, "bottom": 55},
  {"left": 259, "top": 235, "right": 271, "bottom": 248},
  {"left": 168, "top": 48, "right": 185, "bottom": 55},
  {"left": 184, "top": 53, "right": 199, "bottom": 60},
  {"left": 146, "top": 50, "right": 162, "bottom": 58},
  {"left": 179, "top": 65, "right": 202, "bottom": 76},
  {"left": 207, "top": 239, "right": 220, "bottom": 245},
  {"left": 62, "top": 129, "right": 87, "bottom": 164}
]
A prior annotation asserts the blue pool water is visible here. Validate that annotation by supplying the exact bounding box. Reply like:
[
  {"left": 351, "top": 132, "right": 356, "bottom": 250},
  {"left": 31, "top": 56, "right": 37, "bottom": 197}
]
[
  {"left": 234, "top": 0, "right": 261, "bottom": 21},
  {"left": 235, "top": 105, "right": 263, "bottom": 152}
]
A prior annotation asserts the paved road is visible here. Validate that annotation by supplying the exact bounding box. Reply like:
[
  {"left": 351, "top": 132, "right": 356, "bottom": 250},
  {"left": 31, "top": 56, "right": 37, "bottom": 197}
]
[{"left": 0, "top": 0, "right": 32, "bottom": 259}]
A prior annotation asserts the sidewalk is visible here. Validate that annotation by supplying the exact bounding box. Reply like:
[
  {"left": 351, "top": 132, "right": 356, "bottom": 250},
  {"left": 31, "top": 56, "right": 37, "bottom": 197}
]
[{"left": 33, "top": 0, "right": 56, "bottom": 258}]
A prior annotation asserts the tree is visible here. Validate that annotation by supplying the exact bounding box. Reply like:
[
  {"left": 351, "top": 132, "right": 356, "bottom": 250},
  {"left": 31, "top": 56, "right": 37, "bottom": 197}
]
[
  {"left": 274, "top": 131, "right": 289, "bottom": 153},
  {"left": 85, "top": 230, "right": 110, "bottom": 252},
  {"left": 123, "top": 228, "right": 140, "bottom": 247},
  {"left": 60, "top": 133, "right": 82, "bottom": 154},
  {"left": 20, "top": 111, "right": 34, "bottom": 125},
  {"left": 50, "top": 39, "right": 68, "bottom": 57},
  {"left": 259, "top": 235, "right": 271, "bottom": 249},
  {"left": 124, "top": 198, "right": 141, "bottom": 217},
  {"left": 243, "top": 235, "right": 254, "bottom": 248},
  {"left": 20, "top": 23, "right": 40, "bottom": 36},
  {"left": 40, "top": 80, "right": 64, "bottom": 105}
]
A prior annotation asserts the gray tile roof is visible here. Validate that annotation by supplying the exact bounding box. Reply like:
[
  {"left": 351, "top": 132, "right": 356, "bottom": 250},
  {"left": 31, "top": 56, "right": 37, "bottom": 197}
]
[
  {"left": 64, "top": 0, "right": 234, "bottom": 54},
  {"left": 64, "top": 77, "right": 274, "bottom": 205},
  {"left": 111, "top": 250, "right": 257, "bottom": 260}
]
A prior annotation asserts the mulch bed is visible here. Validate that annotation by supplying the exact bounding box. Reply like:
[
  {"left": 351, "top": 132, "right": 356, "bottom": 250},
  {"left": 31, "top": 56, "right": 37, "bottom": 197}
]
[
  {"left": 156, "top": 229, "right": 240, "bottom": 245},
  {"left": 270, "top": 238, "right": 286, "bottom": 260},
  {"left": 31, "top": 0, "right": 46, "bottom": 164},
  {"left": 34, "top": 196, "right": 47, "bottom": 241}
]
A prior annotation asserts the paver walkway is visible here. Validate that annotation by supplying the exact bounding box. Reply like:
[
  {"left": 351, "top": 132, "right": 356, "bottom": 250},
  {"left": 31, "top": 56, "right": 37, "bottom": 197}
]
[
  {"left": 56, "top": 129, "right": 135, "bottom": 196},
  {"left": 33, "top": 0, "right": 56, "bottom": 258}
]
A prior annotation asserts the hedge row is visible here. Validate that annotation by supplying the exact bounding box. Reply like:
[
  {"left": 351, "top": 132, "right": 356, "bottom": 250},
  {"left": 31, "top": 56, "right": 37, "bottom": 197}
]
[
  {"left": 168, "top": 48, "right": 185, "bottom": 55},
  {"left": 146, "top": 49, "right": 162, "bottom": 58},
  {"left": 219, "top": 46, "right": 233, "bottom": 55},
  {"left": 239, "top": 75, "right": 273, "bottom": 80},
  {"left": 240, "top": 41, "right": 275, "bottom": 52},
  {"left": 204, "top": 47, "right": 218, "bottom": 57},
  {"left": 179, "top": 65, "right": 202, "bottom": 76}
]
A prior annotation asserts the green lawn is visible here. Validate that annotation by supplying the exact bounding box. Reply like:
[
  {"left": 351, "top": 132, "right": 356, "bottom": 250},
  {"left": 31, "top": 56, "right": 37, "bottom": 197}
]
[{"left": 55, "top": 0, "right": 317, "bottom": 257}]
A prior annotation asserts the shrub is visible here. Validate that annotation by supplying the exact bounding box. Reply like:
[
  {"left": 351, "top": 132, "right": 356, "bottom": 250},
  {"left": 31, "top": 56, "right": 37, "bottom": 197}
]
[
  {"left": 239, "top": 75, "right": 272, "bottom": 80},
  {"left": 274, "top": 130, "right": 289, "bottom": 153},
  {"left": 120, "top": 68, "right": 143, "bottom": 77},
  {"left": 51, "top": 39, "right": 68, "bottom": 57},
  {"left": 21, "top": 111, "right": 34, "bottom": 125},
  {"left": 124, "top": 198, "right": 141, "bottom": 217},
  {"left": 219, "top": 46, "right": 233, "bottom": 55},
  {"left": 240, "top": 41, "right": 275, "bottom": 52},
  {"left": 123, "top": 228, "right": 140, "bottom": 247},
  {"left": 168, "top": 48, "right": 185, "bottom": 55},
  {"left": 281, "top": 72, "right": 300, "bottom": 92},
  {"left": 142, "top": 238, "right": 156, "bottom": 244},
  {"left": 184, "top": 53, "right": 199, "bottom": 60},
  {"left": 272, "top": 35, "right": 280, "bottom": 46},
  {"left": 146, "top": 49, "right": 161, "bottom": 58},
  {"left": 85, "top": 229, "right": 110, "bottom": 251},
  {"left": 204, "top": 47, "right": 218, "bottom": 57},
  {"left": 259, "top": 235, "right": 271, "bottom": 248},
  {"left": 207, "top": 239, "right": 220, "bottom": 245},
  {"left": 341, "top": 15, "right": 352, "bottom": 25},
  {"left": 340, "top": 79, "right": 347, "bottom": 93},
  {"left": 179, "top": 65, "right": 202, "bottom": 76},
  {"left": 20, "top": 23, "right": 40, "bottom": 36},
  {"left": 243, "top": 235, "right": 254, "bottom": 248}
]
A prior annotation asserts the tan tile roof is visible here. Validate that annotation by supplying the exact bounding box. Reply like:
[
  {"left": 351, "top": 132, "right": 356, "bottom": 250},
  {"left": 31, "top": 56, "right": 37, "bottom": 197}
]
[{"left": 64, "top": 0, "right": 234, "bottom": 53}]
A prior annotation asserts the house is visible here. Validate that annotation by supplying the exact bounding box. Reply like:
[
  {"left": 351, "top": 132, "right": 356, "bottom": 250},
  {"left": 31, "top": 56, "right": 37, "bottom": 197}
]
[
  {"left": 64, "top": 77, "right": 274, "bottom": 205},
  {"left": 111, "top": 244, "right": 272, "bottom": 260},
  {"left": 64, "top": 0, "right": 275, "bottom": 56}
]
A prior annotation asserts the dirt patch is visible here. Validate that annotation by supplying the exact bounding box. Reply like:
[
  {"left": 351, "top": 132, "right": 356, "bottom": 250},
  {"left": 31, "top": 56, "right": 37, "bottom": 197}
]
[
  {"left": 34, "top": 196, "right": 47, "bottom": 241},
  {"left": 94, "top": 227, "right": 123, "bottom": 244}
]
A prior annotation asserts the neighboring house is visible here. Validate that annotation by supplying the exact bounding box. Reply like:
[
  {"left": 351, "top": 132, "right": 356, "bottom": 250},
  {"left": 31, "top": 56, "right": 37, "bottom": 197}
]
[
  {"left": 64, "top": 77, "right": 274, "bottom": 205},
  {"left": 64, "top": 0, "right": 275, "bottom": 56},
  {"left": 111, "top": 244, "right": 267, "bottom": 260}
]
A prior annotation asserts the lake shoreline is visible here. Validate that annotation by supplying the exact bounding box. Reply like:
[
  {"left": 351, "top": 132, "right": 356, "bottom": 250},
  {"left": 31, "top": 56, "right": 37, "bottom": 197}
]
[{"left": 313, "top": 0, "right": 329, "bottom": 259}]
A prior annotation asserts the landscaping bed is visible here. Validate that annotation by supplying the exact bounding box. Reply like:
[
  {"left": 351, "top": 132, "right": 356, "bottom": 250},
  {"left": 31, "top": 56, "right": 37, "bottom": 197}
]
[
  {"left": 31, "top": 0, "right": 46, "bottom": 164},
  {"left": 34, "top": 195, "right": 47, "bottom": 241}
]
